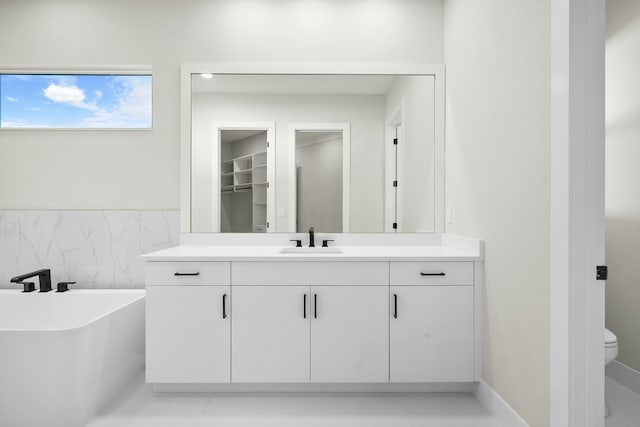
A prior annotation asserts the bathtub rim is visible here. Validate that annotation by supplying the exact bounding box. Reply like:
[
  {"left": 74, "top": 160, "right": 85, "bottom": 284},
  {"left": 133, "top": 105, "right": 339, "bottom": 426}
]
[{"left": 0, "top": 289, "right": 145, "bottom": 333}]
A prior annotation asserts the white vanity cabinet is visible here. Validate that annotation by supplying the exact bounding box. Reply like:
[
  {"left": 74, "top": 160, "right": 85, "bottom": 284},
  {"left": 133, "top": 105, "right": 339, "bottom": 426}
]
[
  {"left": 231, "top": 285, "right": 310, "bottom": 383},
  {"left": 232, "top": 285, "right": 389, "bottom": 383},
  {"left": 145, "top": 262, "right": 231, "bottom": 383},
  {"left": 310, "top": 285, "right": 389, "bottom": 382},
  {"left": 142, "top": 249, "right": 482, "bottom": 387},
  {"left": 389, "top": 262, "right": 475, "bottom": 382},
  {"left": 231, "top": 262, "right": 389, "bottom": 383},
  {"left": 309, "top": 262, "right": 389, "bottom": 383}
]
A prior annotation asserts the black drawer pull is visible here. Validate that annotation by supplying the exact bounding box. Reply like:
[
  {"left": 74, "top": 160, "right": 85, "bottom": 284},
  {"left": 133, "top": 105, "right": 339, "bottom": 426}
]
[
  {"left": 303, "top": 294, "right": 307, "bottom": 319},
  {"left": 174, "top": 272, "right": 200, "bottom": 276},
  {"left": 314, "top": 294, "right": 318, "bottom": 319},
  {"left": 420, "top": 272, "right": 446, "bottom": 276},
  {"left": 222, "top": 293, "right": 227, "bottom": 319},
  {"left": 393, "top": 293, "right": 398, "bottom": 319}
]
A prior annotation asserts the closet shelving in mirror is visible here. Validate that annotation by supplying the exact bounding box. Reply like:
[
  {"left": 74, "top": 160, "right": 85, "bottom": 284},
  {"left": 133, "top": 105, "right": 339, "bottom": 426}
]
[
  {"left": 220, "top": 153, "right": 265, "bottom": 193},
  {"left": 219, "top": 150, "right": 269, "bottom": 232}
]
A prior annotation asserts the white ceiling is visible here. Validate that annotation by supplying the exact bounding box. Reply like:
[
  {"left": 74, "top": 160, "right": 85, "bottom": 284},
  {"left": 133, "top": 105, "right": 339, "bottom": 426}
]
[
  {"left": 295, "top": 131, "right": 343, "bottom": 147},
  {"left": 220, "top": 129, "right": 266, "bottom": 144},
  {"left": 192, "top": 74, "right": 397, "bottom": 95}
]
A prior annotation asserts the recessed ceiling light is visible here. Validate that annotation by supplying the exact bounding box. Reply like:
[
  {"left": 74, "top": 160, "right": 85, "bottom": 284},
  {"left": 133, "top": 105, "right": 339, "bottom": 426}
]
[{"left": 201, "top": 73, "right": 213, "bottom": 79}]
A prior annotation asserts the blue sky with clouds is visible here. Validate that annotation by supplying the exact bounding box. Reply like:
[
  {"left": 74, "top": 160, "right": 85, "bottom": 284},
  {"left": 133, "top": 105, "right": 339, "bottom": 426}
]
[{"left": 0, "top": 74, "right": 152, "bottom": 128}]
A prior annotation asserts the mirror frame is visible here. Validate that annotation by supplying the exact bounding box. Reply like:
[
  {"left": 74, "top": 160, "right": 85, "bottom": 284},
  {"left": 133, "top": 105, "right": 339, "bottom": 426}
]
[{"left": 180, "top": 63, "right": 445, "bottom": 234}]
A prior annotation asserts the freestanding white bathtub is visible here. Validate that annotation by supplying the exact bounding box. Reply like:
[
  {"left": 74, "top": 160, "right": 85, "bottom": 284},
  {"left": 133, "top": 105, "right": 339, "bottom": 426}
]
[{"left": 0, "top": 289, "right": 145, "bottom": 427}]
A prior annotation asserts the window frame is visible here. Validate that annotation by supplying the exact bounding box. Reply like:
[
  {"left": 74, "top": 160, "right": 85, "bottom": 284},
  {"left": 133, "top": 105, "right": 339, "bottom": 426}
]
[{"left": 0, "top": 66, "right": 153, "bottom": 131}]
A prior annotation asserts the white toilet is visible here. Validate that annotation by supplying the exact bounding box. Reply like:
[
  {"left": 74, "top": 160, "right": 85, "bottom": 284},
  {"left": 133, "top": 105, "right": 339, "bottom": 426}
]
[
  {"left": 605, "top": 328, "right": 619, "bottom": 366},
  {"left": 605, "top": 328, "right": 619, "bottom": 417}
]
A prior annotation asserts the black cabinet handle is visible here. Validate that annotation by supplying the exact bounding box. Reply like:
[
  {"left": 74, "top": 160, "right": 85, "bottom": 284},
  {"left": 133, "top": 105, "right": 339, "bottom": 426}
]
[
  {"left": 303, "top": 294, "right": 307, "bottom": 318},
  {"left": 222, "top": 293, "right": 227, "bottom": 319},
  {"left": 420, "top": 272, "right": 446, "bottom": 276},
  {"left": 314, "top": 294, "right": 317, "bottom": 319},
  {"left": 393, "top": 293, "right": 398, "bottom": 319},
  {"left": 174, "top": 272, "right": 200, "bottom": 276}
]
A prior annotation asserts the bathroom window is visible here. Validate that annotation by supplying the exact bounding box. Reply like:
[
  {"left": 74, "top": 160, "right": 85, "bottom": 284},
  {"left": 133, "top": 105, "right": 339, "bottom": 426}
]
[{"left": 0, "top": 73, "right": 152, "bottom": 129}]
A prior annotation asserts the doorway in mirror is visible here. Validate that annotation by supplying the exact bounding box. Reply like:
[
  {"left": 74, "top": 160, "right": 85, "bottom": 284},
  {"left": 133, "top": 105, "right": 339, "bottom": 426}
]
[
  {"left": 295, "top": 130, "right": 344, "bottom": 233},
  {"left": 220, "top": 129, "right": 269, "bottom": 232},
  {"left": 289, "top": 123, "right": 351, "bottom": 233},
  {"left": 208, "top": 122, "right": 275, "bottom": 233}
]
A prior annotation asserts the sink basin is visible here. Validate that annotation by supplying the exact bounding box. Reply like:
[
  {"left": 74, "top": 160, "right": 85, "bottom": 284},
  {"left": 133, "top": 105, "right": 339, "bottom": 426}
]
[{"left": 279, "top": 247, "right": 343, "bottom": 254}]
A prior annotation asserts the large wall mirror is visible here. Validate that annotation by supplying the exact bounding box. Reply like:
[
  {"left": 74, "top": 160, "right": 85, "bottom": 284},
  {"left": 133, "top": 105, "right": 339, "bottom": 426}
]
[{"left": 182, "top": 66, "right": 444, "bottom": 234}]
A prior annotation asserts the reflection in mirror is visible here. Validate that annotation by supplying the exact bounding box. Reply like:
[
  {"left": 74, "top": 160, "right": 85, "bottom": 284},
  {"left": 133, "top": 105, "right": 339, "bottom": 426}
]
[
  {"left": 198, "top": 121, "right": 275, "bottom": 233},
  {"left": 294, "top": 129, "right": 345, "bottom": 233},
  {"left": 190, "top": 74, "right": 437, "bottom": 233},
  {"left": 220, "top": 130, "right": 269, "bottom": 232}
]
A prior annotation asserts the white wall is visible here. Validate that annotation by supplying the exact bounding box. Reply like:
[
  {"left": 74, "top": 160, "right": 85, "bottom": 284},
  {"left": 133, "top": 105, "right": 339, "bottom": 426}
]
[
  {"left": 385, "top": 76, "right": 436, "bottom": 232},
  {"left": 0, "top": 0, "right": 444, "bottom": 210},
  {"left": 444, "top": 1, "right": 550, "bottom": 426},
  {"left": 605, "top": 0, "right": 640, "bottom": 373},
  {"left": 191, "top": 93, "right": 385, "bottom": 232}
]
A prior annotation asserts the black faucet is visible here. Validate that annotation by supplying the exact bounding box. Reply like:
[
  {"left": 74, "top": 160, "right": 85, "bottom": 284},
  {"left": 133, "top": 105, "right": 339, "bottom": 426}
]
[
  {"left": 309, "top": 226, "right": 316, "bottom": 248},
  {"left": 10, "top": 269, "right": 52, "bottom": 292}
]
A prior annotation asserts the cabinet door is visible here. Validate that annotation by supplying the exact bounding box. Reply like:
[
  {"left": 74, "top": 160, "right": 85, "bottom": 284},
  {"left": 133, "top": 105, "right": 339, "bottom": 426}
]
[
  {"left": 310, "top": 286, "right": 389, "bottom": 383},
  {"left": 390, "top": 286, "right": 474, "bottom": 382},
  {"left": 146, "top": 285, "right": 230, "bottom": 383},
  {"left": 231, "top": 286, "right": 310, "bottom": 383}
]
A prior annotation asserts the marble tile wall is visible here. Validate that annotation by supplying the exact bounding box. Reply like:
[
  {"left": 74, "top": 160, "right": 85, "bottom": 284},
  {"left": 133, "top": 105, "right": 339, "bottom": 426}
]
[{"left": 0, "top": 210, "right": 179, "bottom": 289}]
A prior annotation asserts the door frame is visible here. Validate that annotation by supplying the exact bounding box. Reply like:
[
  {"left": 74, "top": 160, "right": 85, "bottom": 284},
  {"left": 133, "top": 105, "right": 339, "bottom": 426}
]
[
  {"left": 550, "top": 0, "right": 606, "bottom": 425},
  {"left": 287, "top": 122, "right": 351, "bottom": 233},
  {"left": 212, "top": 121, "right": 276, "bottom": 233},
  {"left": 385, "top": 100, "right": 405, "bottom": 232}
]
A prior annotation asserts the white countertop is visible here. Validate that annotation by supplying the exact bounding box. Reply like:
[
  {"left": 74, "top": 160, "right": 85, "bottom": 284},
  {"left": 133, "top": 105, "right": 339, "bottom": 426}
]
[{"left": 141, "top": 245, "right": 482, "bottom": 262}]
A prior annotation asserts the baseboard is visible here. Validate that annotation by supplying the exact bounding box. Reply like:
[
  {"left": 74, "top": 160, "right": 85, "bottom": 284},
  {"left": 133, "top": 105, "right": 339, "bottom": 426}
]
[
  {"left": 153, "top": 382, "right": 475, "bottom": 393},
  {"left": 606, "top": 360, "right": 640, "bottom": 396},
  {"left": 473, "top": 380, "right": 529, "bottom": 427}
]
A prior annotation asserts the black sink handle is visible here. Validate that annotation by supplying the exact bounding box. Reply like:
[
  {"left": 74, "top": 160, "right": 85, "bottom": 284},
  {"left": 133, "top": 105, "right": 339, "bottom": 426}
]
[
  {"left": 322, "top": 239, "right": 335, "bottom": 248},
  {"left": 18, "top": 282, "right": 36, "bottom": 293},
  {"left": 57, "top": 282, "right": 76, "bottom": 292}
]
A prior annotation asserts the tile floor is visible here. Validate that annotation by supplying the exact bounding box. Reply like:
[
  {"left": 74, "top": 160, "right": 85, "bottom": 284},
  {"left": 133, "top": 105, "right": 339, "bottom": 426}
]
[
  {"left": 86, "top": 376, "right": 501, "bottom": 427},
  {"left": 86, "top": 374, "right": 640, "bottom": 426},
  {"left": 606, "top": 377, "right": 640, "bottom": 427}
]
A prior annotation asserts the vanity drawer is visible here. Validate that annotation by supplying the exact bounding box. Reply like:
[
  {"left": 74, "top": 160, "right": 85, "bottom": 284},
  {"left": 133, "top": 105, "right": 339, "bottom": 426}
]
[
  {"left": 390, "top": 262, "right": 474, "bottom": 286},
  {"left": 232, "top": 262, "right": 389, "bottom": 286},
  {"left": 310, "top": 262, "right": 389, "bottom": 286},
  {"left": 232, "top": 262, "right": 310, "bottom": 286},
  {"left": 146, "top": 262, "right": 230, "bottom": 286}
]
